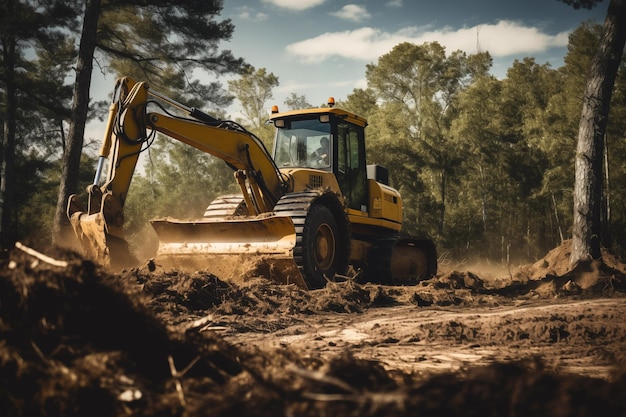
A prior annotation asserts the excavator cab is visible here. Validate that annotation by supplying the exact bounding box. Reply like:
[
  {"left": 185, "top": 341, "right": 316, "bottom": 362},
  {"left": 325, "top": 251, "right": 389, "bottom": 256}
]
[{"left": 271, "top": 109, "right": 369, "bottom": 212}]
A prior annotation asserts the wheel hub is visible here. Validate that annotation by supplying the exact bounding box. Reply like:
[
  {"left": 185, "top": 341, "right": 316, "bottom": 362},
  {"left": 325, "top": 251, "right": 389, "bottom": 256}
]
[{"left": 315, "top": 223, "right": 335, "bottom": 269}]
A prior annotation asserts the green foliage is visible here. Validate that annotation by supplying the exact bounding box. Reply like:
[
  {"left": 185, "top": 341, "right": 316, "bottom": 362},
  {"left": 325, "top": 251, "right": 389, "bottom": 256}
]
[
  {"left": 364, "top": 42, "right": 490, "bottom": 239},
  {"left": 284, "top": 93, "right": 311, "bottom": 110},
  {"left": 339, "top": 88, "right": 378, "bottom": 119},
  {"left": 1, "top": 0, "right": 79, "bottom": 246},
  {"left": 17, "top": 152, "right": 93, "bottom": 245},
  {"left": 352, "top": 23, "right": 626, "bottom": 264},
  {"left": 558, "top": 0, "right": 604, "bottom": 9},
  {"left": 98, "top": 0, "right": 246, "bottom": 112},
  {"left": 100, "top": 0, "right": 245, "bottom": 102},
  {"left": 364, "top": 101, "right": 438, "bottom": 239},
  {"left": 228, "top": 66, "right": 279, "bottom": 146},
  {"left": 602, "top": 37, "right": 626, "bottom": 255}
]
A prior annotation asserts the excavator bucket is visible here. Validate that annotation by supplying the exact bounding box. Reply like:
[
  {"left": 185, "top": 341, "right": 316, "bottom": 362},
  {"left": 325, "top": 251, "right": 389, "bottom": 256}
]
[
  {"left": 66, "top": 193, "right": 137, "bottom": 270},
  {"left": 150, "top": 216, "right": 308, "bottom": 288}
]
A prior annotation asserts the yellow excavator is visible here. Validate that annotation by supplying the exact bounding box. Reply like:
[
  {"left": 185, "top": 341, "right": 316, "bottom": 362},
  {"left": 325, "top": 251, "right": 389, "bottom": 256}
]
[{"left": 67, "top": 77, "right": 436, "bottom": 289}]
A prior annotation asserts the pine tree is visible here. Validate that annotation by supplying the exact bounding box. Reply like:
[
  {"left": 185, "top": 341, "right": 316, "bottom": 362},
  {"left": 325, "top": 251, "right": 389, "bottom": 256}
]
[
  {"left": 52, "top": 0, "right": 246, "bottom": 243},
  {"left": 1, "top": 0, "right": 78, "bottom": 248}
]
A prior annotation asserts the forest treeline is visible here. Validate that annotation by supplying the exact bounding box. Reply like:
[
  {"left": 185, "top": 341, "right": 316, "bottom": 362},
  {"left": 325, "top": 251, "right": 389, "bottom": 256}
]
[
  {"left": 344, "top": 22, "right": 626, "bottom": 264},
  {"left": 1, "top": 1, "right": 624, "bottom": 265}
]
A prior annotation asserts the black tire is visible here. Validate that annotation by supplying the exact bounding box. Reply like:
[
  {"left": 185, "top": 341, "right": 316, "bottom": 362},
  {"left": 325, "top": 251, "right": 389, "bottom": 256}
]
[{"left": 301, "top": 204, "right": 347, "bottom": 289}]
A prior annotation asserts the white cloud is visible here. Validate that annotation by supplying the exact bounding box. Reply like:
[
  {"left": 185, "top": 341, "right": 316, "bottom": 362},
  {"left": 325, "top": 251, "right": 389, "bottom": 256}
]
[
  {"left": 237, "top": 6, "right": 268, "bottom": 21},
  {"left": 470, "top": 21, "right": 569, "bottom": 56},
  {"left": 262, "top": 0, "right": 326, "bottom": 11},
  {"left": 286, "top": 20, "right": 570, "bottom": 62},
  {"left": 286, "top": 27, "right": 400, "bottom": 62},
  {"left": 330, "top": 5, "right": 371, "bottom": 22},
  {"left": 278, "top": 78, "right": 360, "bottom": 95}
]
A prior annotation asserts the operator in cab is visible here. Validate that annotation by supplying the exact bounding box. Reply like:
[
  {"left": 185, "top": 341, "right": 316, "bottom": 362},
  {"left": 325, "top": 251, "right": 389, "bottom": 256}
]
[{"left": 311, "top": 136, "right": 330, "bottom": 167}]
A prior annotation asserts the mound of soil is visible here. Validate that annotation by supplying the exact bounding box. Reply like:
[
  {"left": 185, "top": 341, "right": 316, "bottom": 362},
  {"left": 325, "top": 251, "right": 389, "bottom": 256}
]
[
  {"left": 0, "top": 249, "right": 240, "bottom": 417},
  {"left": 517, "top": 239, "right": 624, "bottom": 288},
  {"left": 1, "top": 241, "right": 626, "bottom": 417}
]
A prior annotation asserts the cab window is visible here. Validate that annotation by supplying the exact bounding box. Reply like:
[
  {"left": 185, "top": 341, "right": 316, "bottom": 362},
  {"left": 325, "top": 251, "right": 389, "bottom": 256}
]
[
  {"left": 273, "top": 118, "right": 331, "bottom": 169},
  {"left": 336, "top": 122, "right": 367, "bottom": 211}
]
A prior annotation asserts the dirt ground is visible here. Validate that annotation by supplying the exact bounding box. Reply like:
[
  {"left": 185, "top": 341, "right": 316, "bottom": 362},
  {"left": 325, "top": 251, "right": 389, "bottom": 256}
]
[{"left": 2, "top": 240, "right": 626, "bottom": 416}]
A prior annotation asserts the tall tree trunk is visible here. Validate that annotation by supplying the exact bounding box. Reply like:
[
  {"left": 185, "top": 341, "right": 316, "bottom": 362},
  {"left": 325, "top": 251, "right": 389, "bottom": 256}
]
[
  {"left": 438, "top": 169, "right": 446, "bottom": 234},
  {"left": 1, "top": 35, "right": 17, "bottom": 249},
  {"left": 52, "top": 0, "right": 101, "bottom": 244},
  {"left": 570, "top": 0, "right": 626, "bottom": 265},
  {"left": 0, "top": 0, "right": 17, "bottom": 249}
]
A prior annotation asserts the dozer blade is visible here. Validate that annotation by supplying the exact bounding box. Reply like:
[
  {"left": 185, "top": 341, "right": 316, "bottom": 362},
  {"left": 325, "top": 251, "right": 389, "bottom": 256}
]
[{"left": 150, "top": 216, "right": 308, "bottom": 288}]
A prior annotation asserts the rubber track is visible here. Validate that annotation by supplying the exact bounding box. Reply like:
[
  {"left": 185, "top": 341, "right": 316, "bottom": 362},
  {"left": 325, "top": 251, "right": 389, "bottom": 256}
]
[
  {"left": 203, "top": 194, "right": 246, "bottom": 218},
  {"left": 272, "top": 190, "right": 324, "bottom": 270}
]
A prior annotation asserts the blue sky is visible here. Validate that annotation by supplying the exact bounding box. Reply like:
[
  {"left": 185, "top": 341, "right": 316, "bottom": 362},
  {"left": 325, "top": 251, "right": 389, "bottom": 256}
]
[
  {"left": 218, "top": 0, "right": 607, "bottom": 111},
  {"left": 86, "top": 0, "right": 608, "bottom": 140}
]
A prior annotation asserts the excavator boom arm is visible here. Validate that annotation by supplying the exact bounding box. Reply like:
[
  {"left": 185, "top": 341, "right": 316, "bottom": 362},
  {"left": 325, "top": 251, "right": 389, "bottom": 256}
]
[
  {"left": 67, "top": 77, "right": 287, "bottom": 268},
  {"left": 106, "top": 77, "right": 284, "bottom": 214}
]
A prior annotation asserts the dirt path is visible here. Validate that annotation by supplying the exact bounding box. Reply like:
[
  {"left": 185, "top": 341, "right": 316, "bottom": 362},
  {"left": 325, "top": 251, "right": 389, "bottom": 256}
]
[{"left": 222, "top": 297, "right": 626, "bottom": 379}]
